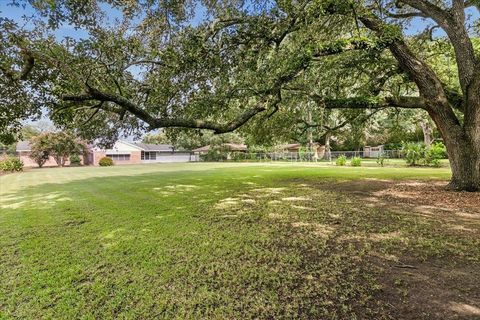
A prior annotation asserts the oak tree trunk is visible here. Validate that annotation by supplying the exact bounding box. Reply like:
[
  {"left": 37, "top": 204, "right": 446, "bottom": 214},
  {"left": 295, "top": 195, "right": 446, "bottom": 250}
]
[
  {"left": 428, "top": 104, "right": 480, "bottom": 192},
  {"left": 444, "top": 135, "right": 480, "bottom": 191}
]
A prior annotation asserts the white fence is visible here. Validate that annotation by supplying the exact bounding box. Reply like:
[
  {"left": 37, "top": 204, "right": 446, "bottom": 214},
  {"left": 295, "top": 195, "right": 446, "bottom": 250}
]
[{"left": 193, "top": 150, "right": 404, "bottom": 162}]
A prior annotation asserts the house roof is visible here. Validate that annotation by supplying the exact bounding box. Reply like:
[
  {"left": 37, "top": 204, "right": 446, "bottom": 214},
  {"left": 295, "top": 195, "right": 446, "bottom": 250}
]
[
  {"left": 276, "top": 143, "right": 324, "bottom": 151},
  {"left": 192, "top": 143, "right": 247, "bottom": 152},
  {"left": 16, "top": 141, "right": 31, "bottom": 151},
  {"left": 191, "top": 145, "right": 210, "bottom": 152},
  {"left": 278, "top": 143, "right": 301, "bottom": 150},
  {"left": 17, "top": 139, "right": 187, "bottom": 153},
  {"left": 132, "top": 142, "right": 176, "bottom": 152}
]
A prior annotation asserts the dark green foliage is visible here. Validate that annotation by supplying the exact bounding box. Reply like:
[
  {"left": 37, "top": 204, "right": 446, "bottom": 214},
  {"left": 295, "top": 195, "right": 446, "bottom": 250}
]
[
  {"left": 0, "top": 156, "right": 23, "bottom": 172},
  {"left": 426, "top": 142, "right": 448, "bottom": 167},
  {"left": 69, "top": 154, "right": 81, "bottom": 166},
  {"left": 402, "top": 142, "right": 447, "bottom": 167},
  {"left": 98, "top": 157, "right": 114, "bottom": 166},
  {"left": 199, "top": 146, "right": 229, "bottom": 162}
]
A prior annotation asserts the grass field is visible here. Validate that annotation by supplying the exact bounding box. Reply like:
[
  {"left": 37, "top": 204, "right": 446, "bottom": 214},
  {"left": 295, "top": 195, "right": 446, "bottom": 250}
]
[{"left": 1, "top": 163, "right": 479, "bottom": 319}]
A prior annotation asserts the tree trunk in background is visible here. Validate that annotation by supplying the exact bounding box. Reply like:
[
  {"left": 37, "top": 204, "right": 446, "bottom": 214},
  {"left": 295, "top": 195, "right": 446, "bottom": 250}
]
[
  {"left": 419, "top": 120, "right": 433, "bottom": 146},
  {"left": 323, "top": 132, "right": 331, "bottom": 161}
]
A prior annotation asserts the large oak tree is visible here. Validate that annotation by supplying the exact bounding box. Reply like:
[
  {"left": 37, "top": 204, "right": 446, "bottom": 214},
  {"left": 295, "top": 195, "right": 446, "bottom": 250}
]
[{"left": 1, "top": 0, "right": 479, "bottom": 190}]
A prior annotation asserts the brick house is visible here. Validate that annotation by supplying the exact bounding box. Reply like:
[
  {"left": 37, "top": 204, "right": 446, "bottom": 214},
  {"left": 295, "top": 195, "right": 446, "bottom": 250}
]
[
  {"left": 90, "top": 141, "right": 193, "bottom": 165},
  {"left": 16, "top": 140, "right": 82, "bottom": 167},
  {"left": 16, "top": 140, "right": 193, "bottom": 167}
]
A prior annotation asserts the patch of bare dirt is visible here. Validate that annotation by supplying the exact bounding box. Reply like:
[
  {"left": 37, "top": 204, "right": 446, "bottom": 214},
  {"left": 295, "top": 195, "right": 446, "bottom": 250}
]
[
  {"left": 308, "top": 179, "right": 480, "bottom": 319},
  {"left": 377, "top": 258, "right": 480, "bottom": 320},
  {"left": 320, "top": 179, "right": 480, "bottom": 220}
]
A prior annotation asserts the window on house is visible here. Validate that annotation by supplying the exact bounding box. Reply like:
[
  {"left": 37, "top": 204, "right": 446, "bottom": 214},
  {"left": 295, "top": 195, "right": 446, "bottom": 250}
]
[
  {"left": 141, "top": 151, "right": 156, "bottom": 160},
  {"left": 106, "top": 154, "right": 131, "bottom": 161}
]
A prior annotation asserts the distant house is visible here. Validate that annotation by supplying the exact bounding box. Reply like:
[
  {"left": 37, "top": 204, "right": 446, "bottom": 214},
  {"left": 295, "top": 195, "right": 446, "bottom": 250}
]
[
  {"left": 276, "top": 143, "right": 326, "bottom": 159},
  {"left": 364, "top": 145, "right": 384, "bottom": 158},
  {"left": 16, "top": 141, "right": 86, "bottom": 167},
  {"left": 277, "top": 143, "right": 302, "bottom": 153},
  {"left": 191, "top": 143, "right": 248, "bottom": 155},
  {"left": 91, "top": 141, "right": 192, "bottom": 165},
  {"left": 16, "top": 140, "right": 193, "bottom": 167}
]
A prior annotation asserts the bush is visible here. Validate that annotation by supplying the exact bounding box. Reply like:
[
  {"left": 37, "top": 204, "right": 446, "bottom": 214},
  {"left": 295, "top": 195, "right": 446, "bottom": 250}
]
[
  {"left": 426, "top": 142, "right": 447, "bottom": 167},
  {"left": 0, "top": 156, "right": 24, "bottom": 172},
  {"left": 200, "top": 147, "right": 228, "bottom": 162},
  {"left": 335, "top": 155, "right": 347, "bottom": 166},
  {"left": 98, "top": 157, "right": 114, "bottom": 166},
  {"left": 350, "top": 156, "right": 362, "bottom": 167},
  {"left": 70, "top": 154, "right": 82, "bottom": 166},
  {"left": 402, "top": 141, "right": 447, "bottom": 167},
  {"left": 402, "top": 142, "right": 425, "bottom": 166},
  {"left": 231, "top": 152, "right": 244, "bottom": 161},
  {"left": 376, "top": 155, "right": 387, "bottom": 167},
  {"left": 29, "top": 149, "right": 50, "bottom": 168}
]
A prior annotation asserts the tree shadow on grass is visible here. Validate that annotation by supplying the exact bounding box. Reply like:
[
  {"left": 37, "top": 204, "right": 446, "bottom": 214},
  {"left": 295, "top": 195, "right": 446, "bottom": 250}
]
[
  {"left": 300, "top": 178, "right": 480, "bottom": 320},
  {"left": 1, "top": 172, "right": 479, "bottom": 319}
]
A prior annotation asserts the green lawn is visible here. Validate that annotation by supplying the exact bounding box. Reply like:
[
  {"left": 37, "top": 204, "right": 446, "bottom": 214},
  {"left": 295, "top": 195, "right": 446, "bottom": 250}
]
[{"left": 1, "top": 163, "right": 478, "bottom": 319}]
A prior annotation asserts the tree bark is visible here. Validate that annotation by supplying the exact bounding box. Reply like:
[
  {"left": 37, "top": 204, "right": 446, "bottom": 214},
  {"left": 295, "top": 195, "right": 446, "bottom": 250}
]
[
  {"left": 323, "top": 132, "right": 332, "bottom": 161},
  {"left": 443, "top": 135, "right": 480, "bottom": 192},
  {"left": 419, "top": 120, "right": 433, "bottom": 146},
  {"left": 426, "top": 106, "right": 480, "bottom": 192}
]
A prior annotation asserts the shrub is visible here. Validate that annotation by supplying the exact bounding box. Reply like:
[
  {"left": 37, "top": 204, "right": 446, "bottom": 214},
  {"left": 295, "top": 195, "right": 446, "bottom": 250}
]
[
  {"left": 402, "top": 141, "right": 447, "bottom": 167},
  {"left": 402, "top": 142, "right": 425, "bottom": 166},
  {"left": 29, "top": 132, "right": 87, "bottom": 167},
  {"left": 350, "top": 156, "right": 362, "bottom": 167},
  {"left": 29, "top": 149, "right": 50, "bottom": 168},
  {"left": 231, "top": 152, "right": 244, "bottom": 161},
  {"left": 335, "top": 155, "right": 347, "bottom": 166},
  {"left": 0, "top": 156, "right": 24, "bottom": 172},
  {"left": 200, "top": 146, "right": 229, "bottom": 162},
  {"left": 376, "top": 155, "right": 387, "bottom": 167},
  {"left": 426, "top": 142, "right": 447, "bottom": 167},
  {"left": 70, "top": 154, "right": 82, "bottom": 166},
  {"left": 98, "top": 157, "right": 114, "bottom": 166}
]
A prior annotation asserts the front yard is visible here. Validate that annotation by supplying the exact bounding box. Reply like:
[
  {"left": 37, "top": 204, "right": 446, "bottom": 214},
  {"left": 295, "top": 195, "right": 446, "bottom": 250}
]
[{"left": 0, "top": 163, "right": 479, "bottom": 319}]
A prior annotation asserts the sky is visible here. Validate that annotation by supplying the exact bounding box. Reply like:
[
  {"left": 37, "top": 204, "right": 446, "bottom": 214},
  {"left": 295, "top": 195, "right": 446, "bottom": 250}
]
[
  {"left": 0, "top": 0, "right": 208, "bottom": 40},
  {"left": 1, "top": 0, "right": 478, "bottom": 39}
]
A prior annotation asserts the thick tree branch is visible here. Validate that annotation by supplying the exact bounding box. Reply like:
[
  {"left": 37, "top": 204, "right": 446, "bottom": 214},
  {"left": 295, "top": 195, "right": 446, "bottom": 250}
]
[
  {"left": 398, "top": 0, "right": 450, "bottom": 24},
  {"left": 0, "top": 48, "right": 35, "bottom": 81},
  {"left": 400, "top": 0, "right": 478, "bottom": 94},
  {"left": 62, "top": 87, "right": 274, "bottom": 134},
  {"left": 385, "top": 10, "right": 428, "bottom": 18},
  {"left": 464, "top": 0, "right": 480, "bottom": 9},
  {"left": 317, "top": 96, "right": 425, "bottom": 110}
]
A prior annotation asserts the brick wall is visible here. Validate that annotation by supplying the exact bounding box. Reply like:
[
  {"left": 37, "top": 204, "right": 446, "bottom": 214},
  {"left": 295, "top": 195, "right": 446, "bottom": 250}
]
[
  {"left": 129, "top": 151, "right": 142, "bottom": 164},
  {"left": 18, "top": 151, "right": 78, "bottom": 167},
  {"left": 93, "top": 151, "right": 142, "bottom": 165}
]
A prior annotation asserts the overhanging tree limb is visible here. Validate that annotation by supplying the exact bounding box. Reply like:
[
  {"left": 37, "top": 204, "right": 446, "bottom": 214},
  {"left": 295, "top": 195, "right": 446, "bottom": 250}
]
[
  {"left": 400, "top": 0, "right": 478, "bottom": 94},
  {"left": 317, "top": 96, "right": 425, "bottom": 109},
  {"left": 62, "top": 86, "right": 276, "bottom": 134},
  {"left": 0, "top": 48, "right": 35, "bottom": 81}
]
